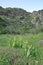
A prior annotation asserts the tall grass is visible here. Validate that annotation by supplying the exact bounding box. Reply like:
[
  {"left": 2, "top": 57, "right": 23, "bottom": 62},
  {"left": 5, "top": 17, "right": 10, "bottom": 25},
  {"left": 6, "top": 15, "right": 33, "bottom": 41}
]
[{"left": 0, "top": 33, "right": 43, "bottom": 65}]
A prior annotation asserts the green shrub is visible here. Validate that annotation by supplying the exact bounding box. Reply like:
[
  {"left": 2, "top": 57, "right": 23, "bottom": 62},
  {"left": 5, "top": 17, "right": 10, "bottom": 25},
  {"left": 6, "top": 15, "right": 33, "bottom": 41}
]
[{"left": 14, "top": 40, "right": 23, "bottom": 48}]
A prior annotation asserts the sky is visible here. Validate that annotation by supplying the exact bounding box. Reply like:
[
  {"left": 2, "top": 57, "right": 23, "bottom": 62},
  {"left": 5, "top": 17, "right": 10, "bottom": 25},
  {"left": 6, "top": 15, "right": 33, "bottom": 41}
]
[{"left": 0, "top": 0, "right": 43, "bottom": 12}]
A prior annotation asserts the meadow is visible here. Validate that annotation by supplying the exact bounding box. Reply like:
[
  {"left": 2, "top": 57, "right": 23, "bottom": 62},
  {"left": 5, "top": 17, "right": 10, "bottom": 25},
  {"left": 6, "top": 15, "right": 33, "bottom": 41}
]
[{"left": 0, "top": 33, "right": 43, "bottom": 65}]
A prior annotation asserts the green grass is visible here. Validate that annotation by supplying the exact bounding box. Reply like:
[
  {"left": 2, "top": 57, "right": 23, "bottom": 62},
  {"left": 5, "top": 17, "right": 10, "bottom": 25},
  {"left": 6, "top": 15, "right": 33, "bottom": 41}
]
[{"left": 0, "top": 33, "right": 43, "bottom": 65}]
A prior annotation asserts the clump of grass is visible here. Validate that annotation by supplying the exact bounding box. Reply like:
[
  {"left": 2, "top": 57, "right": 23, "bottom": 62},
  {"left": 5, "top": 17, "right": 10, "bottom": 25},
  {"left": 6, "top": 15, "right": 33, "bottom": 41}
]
[
  {"left": 0, "top": 55, "right": 10, "bottom": 65},
  {"left": 23, "top": 44, "right": 40, "bottom": 65}
]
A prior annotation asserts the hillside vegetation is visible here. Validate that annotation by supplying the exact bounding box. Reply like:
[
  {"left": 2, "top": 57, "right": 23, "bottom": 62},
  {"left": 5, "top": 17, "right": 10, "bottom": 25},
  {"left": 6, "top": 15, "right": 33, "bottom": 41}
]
[
  {"left": 0, "top": 6, "right": 43, "bottom": 65},
  {"left": 0, "top": 6, "right": 43, "bottom": 34}
]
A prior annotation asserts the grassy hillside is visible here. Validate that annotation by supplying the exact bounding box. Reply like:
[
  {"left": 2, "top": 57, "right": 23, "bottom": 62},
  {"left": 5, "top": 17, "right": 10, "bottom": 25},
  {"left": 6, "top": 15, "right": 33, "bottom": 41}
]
[
  {"left": 0, "top": 6, "right": 43, "bottom": 34},
  {"left": 0, "top": 6, "right": 43, "bottom": 65}
]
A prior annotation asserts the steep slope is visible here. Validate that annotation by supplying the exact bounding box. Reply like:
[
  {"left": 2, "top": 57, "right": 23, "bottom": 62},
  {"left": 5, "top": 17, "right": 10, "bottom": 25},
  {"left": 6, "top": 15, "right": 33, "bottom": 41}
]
[{"left": 0, "top": 6, "right": 43, "bottom": 34}]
